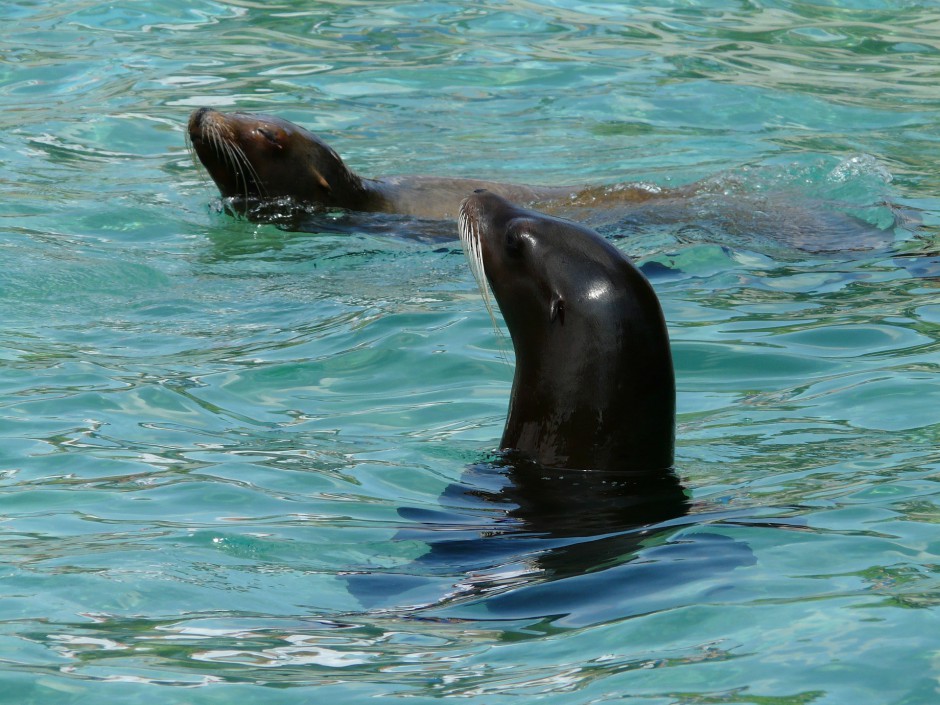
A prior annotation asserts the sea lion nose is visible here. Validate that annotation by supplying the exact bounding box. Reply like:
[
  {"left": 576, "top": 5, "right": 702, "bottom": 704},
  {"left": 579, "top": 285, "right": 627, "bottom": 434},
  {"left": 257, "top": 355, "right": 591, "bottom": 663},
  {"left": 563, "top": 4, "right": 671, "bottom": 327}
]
[
  {"left": 190, "top": 107, "right": 214, "bottom": 129},
  {"left": 474, "top": 188, "right": 488, "bottom": 194}
]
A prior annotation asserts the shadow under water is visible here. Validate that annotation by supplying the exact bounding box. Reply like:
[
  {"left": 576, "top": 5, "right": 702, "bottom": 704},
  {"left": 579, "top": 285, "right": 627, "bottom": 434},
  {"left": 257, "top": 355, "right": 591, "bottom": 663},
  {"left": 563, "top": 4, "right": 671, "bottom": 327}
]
[
  {"left": 219, "top": 197, "right": 459, "bottom": 243},
  {"left": 345, "top": 457, "right": 762, "bottom": 627}
]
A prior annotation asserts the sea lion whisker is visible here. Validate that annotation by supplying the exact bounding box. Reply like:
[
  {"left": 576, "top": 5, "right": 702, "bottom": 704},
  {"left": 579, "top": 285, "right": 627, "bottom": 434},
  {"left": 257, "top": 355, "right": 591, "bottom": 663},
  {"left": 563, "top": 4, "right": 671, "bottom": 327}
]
[
  {"left": 459, "top": 207, "right": 508, "bottom": 353},
  {"left": 219, "top": 132, "right": 256, "bottom": 202},
  {"left": 214, "top": 131, "right": 249, "bottom": 200},
  {"left": 184, "top": 130, "right": 213, "bottom": 190},
  {"left": 206, "top": 124, "right": 227, "bottom": 164},
  {"left": 203, "top": 124, "right": 248, "bottom": 200},
  {"left": 204, "top": 126, "right": 234, "bottom": 181},
  {"left": 228, "top": 141, "right": 267, "bottom": 200}
]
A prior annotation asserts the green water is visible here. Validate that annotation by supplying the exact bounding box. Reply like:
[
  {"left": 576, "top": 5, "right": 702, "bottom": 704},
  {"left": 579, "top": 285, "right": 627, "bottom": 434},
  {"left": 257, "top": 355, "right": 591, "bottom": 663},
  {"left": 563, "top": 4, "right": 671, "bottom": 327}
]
[{"left": 2, "top": 1, "right": 940, "bottom": 703}]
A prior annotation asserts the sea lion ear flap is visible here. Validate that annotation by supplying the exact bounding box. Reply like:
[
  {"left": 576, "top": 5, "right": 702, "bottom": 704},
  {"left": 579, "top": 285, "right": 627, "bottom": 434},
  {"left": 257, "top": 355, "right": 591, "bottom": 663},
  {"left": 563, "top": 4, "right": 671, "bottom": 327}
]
[
  {"left": 311, "top": 169, "right": 332, "bottom": 193},
  {"left": 550, "top": 293, "right": 565, "bottom": 325}
]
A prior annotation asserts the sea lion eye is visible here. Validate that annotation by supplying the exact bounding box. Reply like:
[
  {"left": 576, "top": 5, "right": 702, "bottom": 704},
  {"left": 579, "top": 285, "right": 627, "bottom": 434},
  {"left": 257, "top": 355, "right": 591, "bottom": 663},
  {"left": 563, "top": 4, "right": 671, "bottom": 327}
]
[
  {"left": 257, "top": 126, "right": 280, "bottom": 145},
  {"left": 505, "top": 228, "right": 524, "bottom": 257}
]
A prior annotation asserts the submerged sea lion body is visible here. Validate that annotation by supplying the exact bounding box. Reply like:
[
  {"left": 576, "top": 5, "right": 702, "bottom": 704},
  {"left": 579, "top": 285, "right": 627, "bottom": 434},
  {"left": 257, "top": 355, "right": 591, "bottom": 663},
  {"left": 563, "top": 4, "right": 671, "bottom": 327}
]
[
  {"left": 188, "top": 108, "right": 897, "bottom": 255},
  {"left": 459, "top": 191, "right": 675, "bottom": 472},
  {"left": 187, "top": 108, "right": 661, "bottom": 221}
]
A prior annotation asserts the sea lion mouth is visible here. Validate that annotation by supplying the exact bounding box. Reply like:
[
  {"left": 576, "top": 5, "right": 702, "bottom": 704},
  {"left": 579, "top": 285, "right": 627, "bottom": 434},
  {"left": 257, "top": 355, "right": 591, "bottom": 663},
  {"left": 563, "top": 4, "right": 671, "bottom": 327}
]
[{"left": 187, "top": 107, "right": 266, "bottom": 201}]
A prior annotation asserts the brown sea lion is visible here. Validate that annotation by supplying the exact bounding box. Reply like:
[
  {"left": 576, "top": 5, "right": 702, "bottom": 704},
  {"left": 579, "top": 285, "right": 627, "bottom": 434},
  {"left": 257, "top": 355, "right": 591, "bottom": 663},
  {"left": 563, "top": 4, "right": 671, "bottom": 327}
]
[
  {"left": 187, "top": 107, "right": 664, "bottom": 221},
  {"left": 188, "top": 108, "right": 896, "bottom": 253},
  {"left": 458, "top": 190, "right": 675, "bottom": 471}
]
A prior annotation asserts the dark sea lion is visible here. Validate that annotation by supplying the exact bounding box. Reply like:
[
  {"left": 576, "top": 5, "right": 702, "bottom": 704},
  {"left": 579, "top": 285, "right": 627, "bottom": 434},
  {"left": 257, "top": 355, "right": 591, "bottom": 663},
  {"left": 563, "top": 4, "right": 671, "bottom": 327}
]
[
  {"left": 346, "top": 193, "right": 695, "bottom": 610},
  {"left": 459, "top": 190, "right": 675, "bottom": 471},
  {"left": 186, "top": 107, "right": 663, "bottom": 222}
]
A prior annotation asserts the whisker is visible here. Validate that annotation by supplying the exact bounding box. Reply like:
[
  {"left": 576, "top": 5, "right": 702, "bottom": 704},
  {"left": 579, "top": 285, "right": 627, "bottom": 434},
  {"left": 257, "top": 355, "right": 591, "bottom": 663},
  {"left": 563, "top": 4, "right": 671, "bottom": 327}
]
[
  {"left": 191, "top": 119, "right": 272, "bottom": 216},
  {"left": 229, "top": 141, "right": 266, "bottom": 200},
  {"left": 215, "top": 129, "right": 249, "bottom": 201},
  {"left": 185, "top": 130, "right": 212, "bottom": 191},
  {"left": 203, "top": 125, "right": 242, "bottom": 200},
  {"left": 458, "top": 207, "right": 508, "bottom": 354}
]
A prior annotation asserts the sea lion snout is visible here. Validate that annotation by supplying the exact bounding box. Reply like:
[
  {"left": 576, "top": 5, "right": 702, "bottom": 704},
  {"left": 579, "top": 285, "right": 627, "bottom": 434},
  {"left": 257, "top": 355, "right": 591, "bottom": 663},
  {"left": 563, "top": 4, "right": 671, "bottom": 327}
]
[
  {"left": 190, "top": 106, "right": 212, "bottom": 123},
  {"left": 460, "top": 189, "right": 513, "bottom": 221},
  {"left": 188, "top": 107, "right": 214, "bottom": 134}
]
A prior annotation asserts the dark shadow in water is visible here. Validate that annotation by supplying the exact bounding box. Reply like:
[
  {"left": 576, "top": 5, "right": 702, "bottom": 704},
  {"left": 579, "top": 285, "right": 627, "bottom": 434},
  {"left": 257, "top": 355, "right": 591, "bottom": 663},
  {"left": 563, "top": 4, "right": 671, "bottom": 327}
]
[
  {"left": 345, "top": 456, "right": 764, "bottom": 626},
  {"left": 891, "top": 248, "right": 940, "bottom": 280},
  {"left": 205, "top": 192, "right": 940, "bottom": 282},
  {"left": 219, "top": 197, "right": 457, "bottom": 244},
  {"left": 201, "top": 197, "right": 940, "bottom": 287}
]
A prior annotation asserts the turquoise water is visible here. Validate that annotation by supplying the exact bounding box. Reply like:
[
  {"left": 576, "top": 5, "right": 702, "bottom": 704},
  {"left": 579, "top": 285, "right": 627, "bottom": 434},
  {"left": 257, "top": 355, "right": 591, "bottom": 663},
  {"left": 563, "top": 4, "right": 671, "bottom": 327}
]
[{"left": 3, "top": 1, "right": 940, "bottom": 703}]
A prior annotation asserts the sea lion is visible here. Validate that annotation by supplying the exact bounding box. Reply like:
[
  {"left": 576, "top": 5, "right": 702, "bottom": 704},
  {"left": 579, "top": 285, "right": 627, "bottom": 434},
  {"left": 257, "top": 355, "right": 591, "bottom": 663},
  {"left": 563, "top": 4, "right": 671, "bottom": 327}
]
[
  {"left": 187, "top": 108, "right": 898, "bottom": 255},
  {"left": 346, "top": 192, "right": 685, "bottom": 609},
  {"left": 458, "top": 190, "right": 675, "bottom": 471},
  {"left": 187, "top": 107, "right": 664, "bottom": 221}
]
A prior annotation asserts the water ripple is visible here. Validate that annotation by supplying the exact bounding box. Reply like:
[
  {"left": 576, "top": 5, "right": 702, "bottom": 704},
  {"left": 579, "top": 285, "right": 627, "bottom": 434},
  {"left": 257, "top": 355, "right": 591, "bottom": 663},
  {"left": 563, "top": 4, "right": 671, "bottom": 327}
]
[{"left": 3, "top": 1, "right": 940, "bottom": 703}]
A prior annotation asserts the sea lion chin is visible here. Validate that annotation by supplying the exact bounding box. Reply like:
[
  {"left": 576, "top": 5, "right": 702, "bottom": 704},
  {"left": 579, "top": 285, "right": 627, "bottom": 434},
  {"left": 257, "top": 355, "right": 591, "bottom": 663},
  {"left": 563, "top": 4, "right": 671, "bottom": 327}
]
[{"left": 459, "top": 190, "right": 675, "bottom": 472}]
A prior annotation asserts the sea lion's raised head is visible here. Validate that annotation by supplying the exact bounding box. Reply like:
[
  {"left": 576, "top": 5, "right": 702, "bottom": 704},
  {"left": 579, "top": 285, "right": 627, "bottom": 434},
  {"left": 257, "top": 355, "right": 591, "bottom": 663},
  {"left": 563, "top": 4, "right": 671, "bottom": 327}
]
[{"left": 459, "top": 190, "right": 675, "bottom": 472}]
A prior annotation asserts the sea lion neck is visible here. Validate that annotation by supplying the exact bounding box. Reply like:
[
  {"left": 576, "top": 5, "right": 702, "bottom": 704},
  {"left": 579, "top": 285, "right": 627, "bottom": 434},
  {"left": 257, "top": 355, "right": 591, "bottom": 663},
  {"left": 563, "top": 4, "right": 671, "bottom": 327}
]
[
  {"left": 502, "top": 281, "right": 675, "bottom": 472},
  {"left": 352, "top": 177, "right": 403, "bottom": 213}
]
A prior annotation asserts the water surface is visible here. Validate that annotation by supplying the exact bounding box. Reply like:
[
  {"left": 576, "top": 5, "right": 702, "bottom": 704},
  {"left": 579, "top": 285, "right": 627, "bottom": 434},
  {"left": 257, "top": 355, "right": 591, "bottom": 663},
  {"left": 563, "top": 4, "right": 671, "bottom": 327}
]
[{"left": 2, "top": 1, "right": 940, "bottom": 704}]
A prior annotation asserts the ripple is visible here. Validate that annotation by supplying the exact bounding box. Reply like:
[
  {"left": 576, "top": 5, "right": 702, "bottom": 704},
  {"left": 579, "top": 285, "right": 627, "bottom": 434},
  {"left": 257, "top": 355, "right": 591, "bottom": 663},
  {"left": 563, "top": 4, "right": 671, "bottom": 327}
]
[{"left": 4, "top": 1, "right": 940, "bottom": 703}]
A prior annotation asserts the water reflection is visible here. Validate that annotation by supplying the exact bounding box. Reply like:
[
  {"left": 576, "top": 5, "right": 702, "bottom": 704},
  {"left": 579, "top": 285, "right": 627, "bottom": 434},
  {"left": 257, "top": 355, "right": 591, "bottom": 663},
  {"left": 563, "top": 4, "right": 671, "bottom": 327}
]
[{"left": 347, "top": 457, "right": 757, "bottom": 626}]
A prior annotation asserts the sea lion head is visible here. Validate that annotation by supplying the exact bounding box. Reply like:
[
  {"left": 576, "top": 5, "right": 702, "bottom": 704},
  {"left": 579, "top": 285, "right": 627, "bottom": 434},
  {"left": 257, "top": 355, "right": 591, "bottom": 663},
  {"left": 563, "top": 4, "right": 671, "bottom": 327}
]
[
  {"left": 459, "top": 190, "right": 675, "bottom": 472},
  {"left": 187, "top": 107, "right": 363, "bottom": 210}
]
